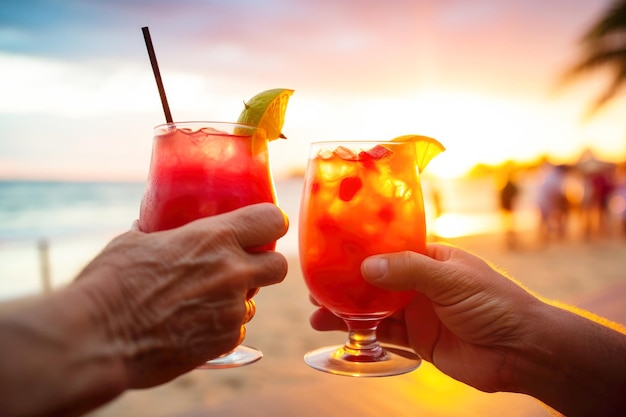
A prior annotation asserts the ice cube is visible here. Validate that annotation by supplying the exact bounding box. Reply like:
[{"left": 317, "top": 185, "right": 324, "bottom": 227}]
[
  {"left": 334, "top": 146, "right": 358, "bottom": 161},
  {"left": 199, "top": 127, "right": 226, "bottom": 136},
  {"left": 317, "top": 149, "right": 335, "bottom": 160},
  {"left": 358, "top": 145, "right": 392, "bottom": 170},
  {"left": 359, "top": 145, "right": 392, "bottom": 161}
]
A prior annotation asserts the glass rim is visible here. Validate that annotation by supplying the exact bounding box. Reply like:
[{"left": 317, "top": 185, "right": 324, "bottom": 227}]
[
  {"left": 309, "top": 140, "right": 412, "bottom": 146},
  {"left": 153, "top": 121, "right": 265, "bottom": 133}
]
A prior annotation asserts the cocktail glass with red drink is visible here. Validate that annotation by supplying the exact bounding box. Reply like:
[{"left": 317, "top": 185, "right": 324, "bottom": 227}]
[
  {"left": 139, "top": 121, "right": 275, "bottom": 368},
  {"left": 299, "top": 140, "right": 432, "bottom": 377}
]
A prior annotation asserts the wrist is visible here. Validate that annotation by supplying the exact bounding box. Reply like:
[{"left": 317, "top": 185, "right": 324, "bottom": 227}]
[
  {"left": 0, "top": 283, "right": 128, "bottom": 417},
  {"left": 504, "top": 300, "right": 568, "bottom": 397},
  {"left": 506, "top": 299, "right": 626, "bottom": 416},
  {"left": 46, "top": 282, "right": 129, "bottom": 416}
]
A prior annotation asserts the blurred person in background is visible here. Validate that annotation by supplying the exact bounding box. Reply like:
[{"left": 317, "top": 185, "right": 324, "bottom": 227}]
[
  {"left": 497, "top": 164, "right": 520, "bottom": 250},
  {"left": 610, "top": 162, "right": 626, "bottom": 238},
  {"left": 535, "top": 160, "right": 571, "bottom": 244},
  {"left": 577, "top": 149, "right": 616, "bottom": 240}
]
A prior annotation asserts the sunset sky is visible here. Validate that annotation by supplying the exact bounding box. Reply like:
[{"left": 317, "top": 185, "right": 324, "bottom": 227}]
[{"left": 1, "top": 0, "right": 624, "bottom": 180}]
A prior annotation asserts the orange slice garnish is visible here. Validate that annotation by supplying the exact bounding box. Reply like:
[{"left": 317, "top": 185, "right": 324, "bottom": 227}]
[{"left": 392, "top": 134, "right": 445, "bottom": 173}]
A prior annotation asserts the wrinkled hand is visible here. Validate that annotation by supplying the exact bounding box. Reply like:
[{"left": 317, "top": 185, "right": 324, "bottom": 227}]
[
  {"left": 75, "top": 203, "right": 288, "bottom": 388},
  {"left": 310, "top": 243, "right": 541, "bottom": 392}
]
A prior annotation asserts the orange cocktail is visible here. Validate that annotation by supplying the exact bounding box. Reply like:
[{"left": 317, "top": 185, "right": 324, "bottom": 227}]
[{"left": 299, "top": 140, "right": 429, "bottom": 377}]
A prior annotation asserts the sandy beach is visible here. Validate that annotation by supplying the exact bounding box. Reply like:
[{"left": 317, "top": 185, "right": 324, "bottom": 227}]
[{"left": 87, "top": 227, "right": 626, "bottom": 417}]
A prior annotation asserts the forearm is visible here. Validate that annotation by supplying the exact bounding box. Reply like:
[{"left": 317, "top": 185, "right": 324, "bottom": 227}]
[
  {"left": 511, "top": 301, "right": 626, "bottom": 417},
  {"left": 0, "top": 285, "right": 128, "bottom": 417}
]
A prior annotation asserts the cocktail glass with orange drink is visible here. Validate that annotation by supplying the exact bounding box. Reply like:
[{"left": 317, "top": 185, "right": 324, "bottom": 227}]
[
  {"left": 138, "top": 89, "right": 293, "bottom": 369},
  {"left": 299, "top": 136, "right": 443, "bottom": 377}
]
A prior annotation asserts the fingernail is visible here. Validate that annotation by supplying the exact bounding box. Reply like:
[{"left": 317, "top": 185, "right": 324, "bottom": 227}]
[{"left": 362, "top": 257, "right": 389, "bottom": 280}]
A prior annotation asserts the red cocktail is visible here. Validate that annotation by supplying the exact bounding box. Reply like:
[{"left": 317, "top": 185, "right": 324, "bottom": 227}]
[
  {"left": 139, "top": 121, "right": 275, "bottom": 368},
  {"left": 299, "top": 140, "right": 427, "bottom": 377}
]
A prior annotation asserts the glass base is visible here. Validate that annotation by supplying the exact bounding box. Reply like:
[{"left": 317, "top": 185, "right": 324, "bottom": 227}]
[
  {"left": 197, "top": 345, "right": 263, "bottom": 370},
  {"left": 304, "top": 344, "right": 421, "bottom": 377}
]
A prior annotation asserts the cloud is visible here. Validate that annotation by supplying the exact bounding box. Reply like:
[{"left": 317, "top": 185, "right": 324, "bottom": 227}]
[
  {"left": 0, "top": 53, "right": 149, "bottom": 116},
  {"left": 0, "top": 0, "right": 623, "bottom": 181},
  {"left": 0, "top": 0, "right": 614, "bottom": 103},
  {"left": 0, "top": 0, "right": 605, "bottom": 96}
]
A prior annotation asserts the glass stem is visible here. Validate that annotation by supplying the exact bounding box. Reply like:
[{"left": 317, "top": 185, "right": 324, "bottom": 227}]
[{"left": 340, "top": 319, "right": 388, "bottom": 362}]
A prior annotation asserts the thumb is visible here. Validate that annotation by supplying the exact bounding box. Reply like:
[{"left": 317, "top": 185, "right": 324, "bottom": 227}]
[{"left": 361, "top": 243, "right": 463, "bottom": 297}]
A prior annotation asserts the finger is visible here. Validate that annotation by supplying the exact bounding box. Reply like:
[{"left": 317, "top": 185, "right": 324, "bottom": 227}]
[
  {"left": 375, "top": 319, "right": 410, "bottom": 347},
  {"left": 308, "top": 294, "right": 320, "bottom": 306},
  {"left": 360, "top": 250, "right": 441, "bottom": 293},
  {"left": 223, "top": 203, "right": 289, "bottom": 250},
  {"left": 360, "top": 243, "right": 486, "bottom": 299},
  {"left": 309, "top": 308, "right": 346, "bottom": 331},
  {"left": 244, "top": 251, "right": 289, "bottom": 289},
  {"left": 246, "top": 288, "right": 260, "bottom": 299}
]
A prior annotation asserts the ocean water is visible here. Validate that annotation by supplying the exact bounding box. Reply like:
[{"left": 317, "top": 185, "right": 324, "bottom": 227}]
[
  {"left": 0, "top": 181, "right": 144, "bottom": 300},
  {"left": 0, "top": 177, "right": 520, "bottom": 301},
  {"left": 0, "top": 179, "right": 306, "bottom": 300},
  {"left": 0, "top": 181, "right": 144, "bottom": 241}
]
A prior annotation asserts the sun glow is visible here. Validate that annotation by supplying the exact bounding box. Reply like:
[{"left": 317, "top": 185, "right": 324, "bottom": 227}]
[
  {"left": 433, "top": 213, "right": 500, "bottom": 239},
  {"left": 364, "top": 89, "right": 624, "bottom": 180},
  {"left": 287, "top": 90, "right": 597, "bottom": 180}
]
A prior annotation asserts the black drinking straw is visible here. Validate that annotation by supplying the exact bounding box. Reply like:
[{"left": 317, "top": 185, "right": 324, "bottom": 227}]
[{"left": 142, "top": 26, "right": 173, "bottom": 123}]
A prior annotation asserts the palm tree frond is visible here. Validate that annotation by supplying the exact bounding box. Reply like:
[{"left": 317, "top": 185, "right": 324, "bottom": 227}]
[
  {"left": 584, "top": 64, "right": 626, "bottom": 118},
  {"left": 568, "top": 48, "right": 626, "bottom": 74},
  {"left": 559, "top": 0, "right": 626, "bottom": 116},
  {"left": 582, "top": 0, "right": 626, "bottom": 43},
  {"left": 561, "top": 48, "right": 626, "bottom": 86}
]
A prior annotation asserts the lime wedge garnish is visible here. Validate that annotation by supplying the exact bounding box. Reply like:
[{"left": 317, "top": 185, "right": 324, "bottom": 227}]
[{"left": 237, "top": 88, "right": 294, "bottom": 141}]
